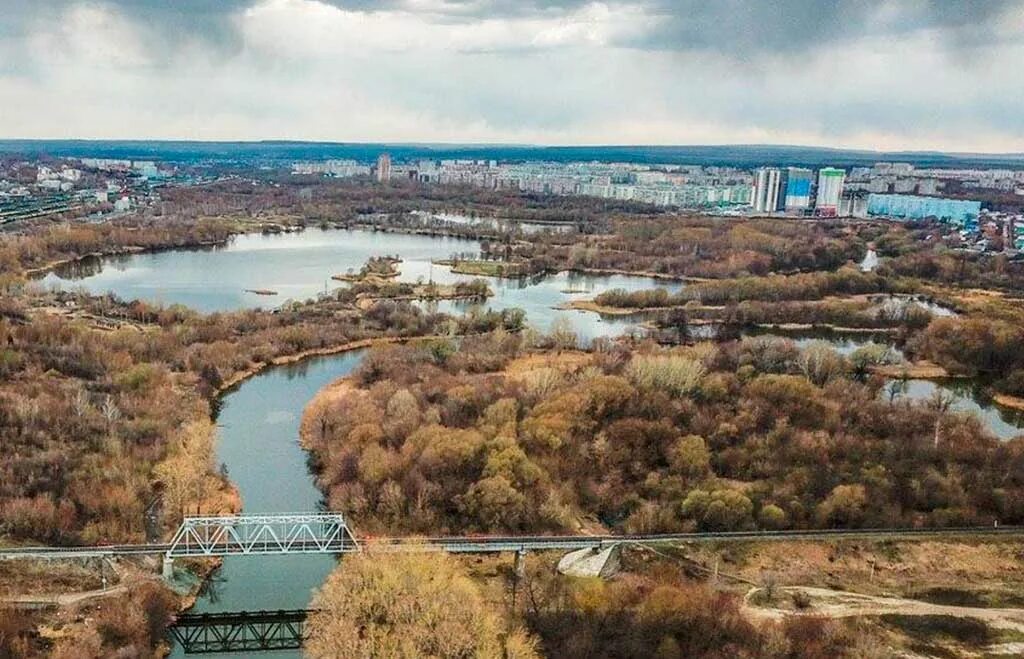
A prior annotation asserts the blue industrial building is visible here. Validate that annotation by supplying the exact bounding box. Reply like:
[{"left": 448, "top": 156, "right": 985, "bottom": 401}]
[{"left": 867, "top": 194, "right": 981, "bottom": 226}]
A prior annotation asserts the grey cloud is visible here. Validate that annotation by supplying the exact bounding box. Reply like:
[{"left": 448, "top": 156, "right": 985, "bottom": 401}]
[
  {"left": 1, "top": 0, "right": 251, "bottom": 55},
  {"left": 4, "top": 0, "right": 1018, "bottom": 59},
  {"left": 614, "top": 0, "right": 1021, "bottom": 55},
  {"left": 302, "top": 0, "right": 1022, "bottom": 53}
]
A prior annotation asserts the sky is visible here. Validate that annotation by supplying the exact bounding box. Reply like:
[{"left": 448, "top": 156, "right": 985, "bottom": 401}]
[{"left": 1, "top": 0, "right": 1023, "bottom": 152}]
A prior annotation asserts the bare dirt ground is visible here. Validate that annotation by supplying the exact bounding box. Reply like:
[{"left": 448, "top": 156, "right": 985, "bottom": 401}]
[
  {"left": 684, "top": 539, "right": 1024, "bottom": 597},
  {"left": 670, "top": 539, "right": 1024, "bottom": 657},
  {"left": 746, "top": 585, "right": 1024, "bottom": 629},
  {"left": 0, "top": 560, "right": 160, "bottom": 607},
  {"left": 745, "top": 585, "right": 1024, "bottom": 658}
]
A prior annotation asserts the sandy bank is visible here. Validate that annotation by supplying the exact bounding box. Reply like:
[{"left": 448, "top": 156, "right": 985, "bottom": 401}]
[{"left": 994, "top": 393, "right": 1024, "bottom": 412}]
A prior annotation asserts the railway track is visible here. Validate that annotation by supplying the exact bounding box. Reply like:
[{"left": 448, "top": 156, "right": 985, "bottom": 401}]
[{"left": 1, "top": 525, "right": 1021, "bottom": 560}]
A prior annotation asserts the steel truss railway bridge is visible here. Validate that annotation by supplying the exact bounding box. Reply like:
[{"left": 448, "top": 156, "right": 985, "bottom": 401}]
[
  {"left": 169, "top": 609, "right": 311, "bottom": 654},
  {"left": 2, "top": 513, "right": 1024, "bottom": 563}
]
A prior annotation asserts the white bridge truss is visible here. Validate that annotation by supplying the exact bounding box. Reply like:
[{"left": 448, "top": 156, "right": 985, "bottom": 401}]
[{"left": 167, "top": 513, "right": 359, "bottom": 558}]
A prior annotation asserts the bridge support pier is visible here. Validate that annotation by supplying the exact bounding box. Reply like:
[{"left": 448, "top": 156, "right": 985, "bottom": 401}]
[
  {"left": 557, "top": 543, "right": 622, "bottom": 578},
  {"left": 514, "top": 549, "right": 527, "bottom": 579},
  {"left": 162, "top": 555, "right": 174, "bottom": 581}
]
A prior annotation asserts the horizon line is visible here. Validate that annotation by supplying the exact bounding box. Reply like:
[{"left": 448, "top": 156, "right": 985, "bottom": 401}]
[{"left": 1, "top": 138, "right": 1023, "bottom": 160}]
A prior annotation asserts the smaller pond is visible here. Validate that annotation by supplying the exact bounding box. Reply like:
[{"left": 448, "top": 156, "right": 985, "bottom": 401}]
[
  {"left": 740, "top": 328, "right": 1021, "bottom": 440},
  {"left": 890, "top": 378, "right": 1024, "bottom": 441},
  {"left": 868, "top": 293, "right": 957, "bottom": 318},
  {"left": 421, "top": 269, "right": 683, "bottom": 344},
  {"left": 742, "top": 327, "right": 904, "bottom": 357}
]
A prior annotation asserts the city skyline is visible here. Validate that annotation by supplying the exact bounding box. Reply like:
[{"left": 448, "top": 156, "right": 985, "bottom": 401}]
[{"left": 1, "top": 1, "right": 1023, "bottom": 152}]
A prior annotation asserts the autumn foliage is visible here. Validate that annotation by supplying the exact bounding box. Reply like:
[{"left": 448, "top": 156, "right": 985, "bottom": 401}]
[
  {"left": 521, "top": 565, "right": 860, "bottom": 658},
  {"left": 304, "top": 333, "right": 1024, "bottom": 536},
  {"left": 306, "top": 551, "right": 539, "bottom": 659}
]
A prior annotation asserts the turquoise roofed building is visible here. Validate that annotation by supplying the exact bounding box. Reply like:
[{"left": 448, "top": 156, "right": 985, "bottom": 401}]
[{"left": 867, "top": 194, "right": 981, "bottom": 229}]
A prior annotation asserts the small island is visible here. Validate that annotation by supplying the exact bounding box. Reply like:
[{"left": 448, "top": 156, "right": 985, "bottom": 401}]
[
  {"left": 333, "top": 257, "right": 493, "bottom": 307},
  {"left": 332, "top": 255, "right": 402, "bottom": 283},
  {"left": 433, "top": 257, "right": 531, "bottom": 278}
]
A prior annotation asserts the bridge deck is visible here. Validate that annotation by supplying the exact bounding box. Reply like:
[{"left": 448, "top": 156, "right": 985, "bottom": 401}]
[{"left": 2, "top": 525, "right": 1022, "bottom": 560}]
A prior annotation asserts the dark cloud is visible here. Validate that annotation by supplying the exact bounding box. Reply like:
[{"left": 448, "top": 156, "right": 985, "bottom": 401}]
[
  {"left": 631, "top": 0, "right": 1020, "bottom": 54},
  {"left": 1, "top": 0, "right": 251, "bottom": 54},
  {"left": 309, "top": 0, "right": 1021, "bottom": 51},
  {"left": 324, "top": 0, "right": 1021, "bottom": 58},
  {"left": 3, "top": 0, "right": 1017, "bottom": 58}
]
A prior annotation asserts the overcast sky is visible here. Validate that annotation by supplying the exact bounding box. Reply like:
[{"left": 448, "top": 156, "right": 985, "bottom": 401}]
[{"left": 1, "top": 0, "right": 1023, "bottom": 152}]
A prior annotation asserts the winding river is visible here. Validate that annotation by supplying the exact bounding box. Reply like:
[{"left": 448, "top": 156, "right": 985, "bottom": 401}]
[
  {"left": 39, "top": 227, "right": 1024, "bottom": 656},
  {"left": 168, "top": 353, "right": 365, "bottom": 658}
]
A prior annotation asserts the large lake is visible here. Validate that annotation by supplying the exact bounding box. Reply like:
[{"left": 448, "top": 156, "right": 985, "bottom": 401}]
[
  {"left": 42, "top": 229, "right": 480, "bottom": 313},
  {"left": 41, "top": 227, "right": 679, "bottom": 342}
]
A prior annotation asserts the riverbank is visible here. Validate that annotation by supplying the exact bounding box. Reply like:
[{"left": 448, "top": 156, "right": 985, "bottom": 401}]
[
  {"left": 214, "top": 335, "right": 448, "bottom": 395},
  {"left": 23, "top": 239, "right": 232, "bottom": 278},
  {"left": 346, "top": 222, "right": 518, "bottom": 243},
  {"left": 433, "top": 258, "right": 532, "bottom": 278},
  {"left": 21, "top": 215, "right": 313, "bottom": 280},
  {"left": 572, "top": 266, "right": 700, "bottom": 282},
  {"left": 430, "top": 258, "right": 693, "bottom": 285},
  {"left": 559, "top": 299, "right": 663, "bottom": 316},
  {"left": 872, "top": 362, "right": 951, "bottom": 378},
  {"left": 331, "top": 272, "right": 399, "bottom": 283},
  {"left": 23, "top": 245, "right": 147, "bottom": 277},
  {"left": 558, "top": 299, "right": 907, "bottom": 337},
  {"left": 354, "top": 290, "right": 489, "bottom": 310},
  {"left": 753, "top": 322, "right": 897, "bottom": 334}
]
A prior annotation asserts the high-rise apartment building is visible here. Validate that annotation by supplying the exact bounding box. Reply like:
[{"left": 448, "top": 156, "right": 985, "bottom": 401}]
[
  {"left": 752, "top": 167, "right": 786, "bottom": 213},
  {"left": 784, "top": 167, "right": 813, "bottom": 212},
  {"left": 815, "top": 167, "right": 845, "bottom": 217},
  {"left": 376, "top": 153, "right": 392, "bottom": 183}
]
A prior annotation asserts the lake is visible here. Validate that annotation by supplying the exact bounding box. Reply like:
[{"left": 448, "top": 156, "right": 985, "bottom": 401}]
[{"left": 41, "top": 226, "right": 681, "bottom": 342}]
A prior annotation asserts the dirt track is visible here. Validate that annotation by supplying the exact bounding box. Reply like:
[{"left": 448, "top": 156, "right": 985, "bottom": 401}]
[{"left": 745, "top": 585, "right": 1024, "bottom": 633}]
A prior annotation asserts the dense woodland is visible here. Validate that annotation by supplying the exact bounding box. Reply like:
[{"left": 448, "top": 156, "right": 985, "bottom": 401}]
[
  {"left": 0, "top": 287, "right": 520, "bottom": 546},
  {"left": 550, "top": 217, "right": 865, "bottom": 278},
  {"left": 303, "top": 335, "right": 1024, "bottom": 537}
]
